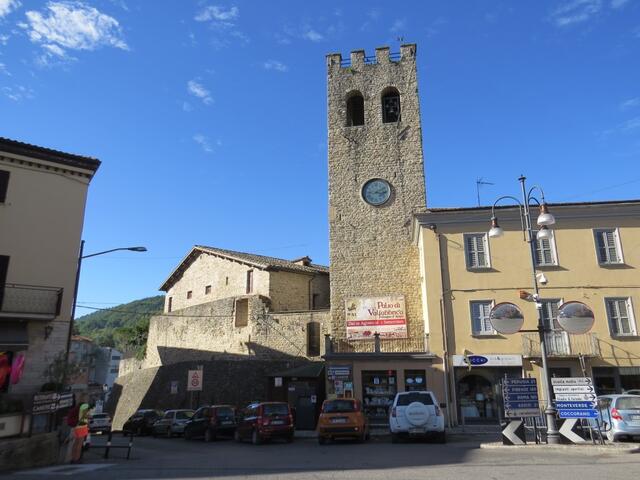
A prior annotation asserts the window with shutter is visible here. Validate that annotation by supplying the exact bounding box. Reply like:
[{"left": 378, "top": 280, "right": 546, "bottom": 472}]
[
  {"left": 464, "top": 234, "right": 490, "bottom": 269},
  {"left": 540, "top": 299, "right": 561, "bottom": 330},
  {"left": 595, "top": 229, "right": 622, "bottom": 264},
  {"left": 533, "top": 232, "right": 557, "bottom": 266},
  {"left": 470, "top": 301, "right": 494, "bottom": 335},
  {"left": 605, "top": 298, "right": 636, "bottom": 336}
]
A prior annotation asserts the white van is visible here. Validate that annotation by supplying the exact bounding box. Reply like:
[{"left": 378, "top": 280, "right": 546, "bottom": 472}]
[{"left": 389, "top": 391, "right": 445, "bottom": 443}]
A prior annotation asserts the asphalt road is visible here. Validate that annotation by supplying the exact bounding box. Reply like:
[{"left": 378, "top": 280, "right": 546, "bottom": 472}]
[{"left": 9, "top": 434, "right": 640, "bottom": 480}]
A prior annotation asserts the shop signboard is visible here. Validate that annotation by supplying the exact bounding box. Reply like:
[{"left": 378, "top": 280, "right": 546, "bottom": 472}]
[
  {"left": 452, "top": 354, "right": 523, "bottom": 367},
  {"left": 344, "top": 295, "right": 407, "bottom": 340},
  {"left": 327, "top": 365, "right": 351, "bottom": 380},
  {"left": 32, "top": 392, "right": 75, "bottom": 414},
  {"left": 502, "top": 378, "right": 539, "bottom": 418}
]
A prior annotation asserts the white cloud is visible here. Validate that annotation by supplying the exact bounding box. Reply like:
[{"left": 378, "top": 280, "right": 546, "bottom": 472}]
[
  {"left": 302, "top": 28, "right": 323, "bottom": 42},
  {"left": 187, "top": 79, "right": 213, "bottom": 105},
  {"left": 2, "top": 85, "right": 34, "bottom": 101},
  {"left": 621, "top": 97, "right": 640, "bottom": 110},
  {"left": 20, "top": 1, "right": 127, "bottom": 62},
  {"left": 195, "top": 5, "right": 238, "bottom": 23},
  {"left": 0, "top": 0, "right": 20, "bottom": 18},
  {"left": 390, "top": 18, "right": 407, "bottom": 33},
  {"left": 550, "top": 0, "right": 602, "bottom": 27},
  {"left": 622, "top": 117, "right": 640, "bottom": 132},
  {"left": 0, "top": 34, "right": 9, "bottom": 45},
  {"left": 192, "top": 134, "right": 221, "bottom": 154},
  {"left": 611, "top": 0, "right": 629, "bottom": 8},
  {"left": 263, "top": 60, "right": 288, "bottom": 72}
]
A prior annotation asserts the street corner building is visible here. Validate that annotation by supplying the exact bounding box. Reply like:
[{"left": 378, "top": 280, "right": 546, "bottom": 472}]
[
  {"left": 111, "top": 246, "right": 331, "bottom": 431},
  {"left": 0, "top": 138, "right": 99, "bottom": 445}
]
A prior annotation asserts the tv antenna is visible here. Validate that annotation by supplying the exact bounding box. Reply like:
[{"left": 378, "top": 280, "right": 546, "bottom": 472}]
[{"left": 476, "top": 178, "right": 494, "bottom": 206}]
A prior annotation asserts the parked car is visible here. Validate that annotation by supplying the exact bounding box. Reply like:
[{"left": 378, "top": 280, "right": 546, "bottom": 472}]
[
  {"left": 234, "top": 402, "right": 294, "bottom": 444},
  {"left": 88, "top": 413, "right": 112, "bottom": 434},
  {"left": 389, "top": 391, "right": 445, "bottom": 443},
  {"left": 623, "top": 389, "right": 640, "bottom": 396},
  {"left": 594, "top": 394, "right": 640, "bottom": 442},
  {"left": 317, "top": 398, "right": 369, "bottom": 444},
  {"left": 184, "top": 405, "right": 237, "bottom": 442},
  {"left": 153, "top": 409, "right": 195, "bottom": 438},
  {"left": 122, "top": 409, "right": 164, "bottom": 436}
]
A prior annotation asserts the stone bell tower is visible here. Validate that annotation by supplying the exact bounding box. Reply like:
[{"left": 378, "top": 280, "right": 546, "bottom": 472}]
[{"left": 326, "top": 44, "right": 427, "bottom": 341}]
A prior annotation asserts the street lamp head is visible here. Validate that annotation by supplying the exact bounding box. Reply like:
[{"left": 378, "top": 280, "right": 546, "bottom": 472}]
[
  {"left": 127, "top": 247, "right": 147, "bottom": 252},
  {"left": 488, "top": 216, "right": 504, "bottom": 238},
  {"left": 536, "top": 203, "right": 555, "bottom": 226},
  {"left": 536, "top": 225, "right": 553, "bottom": 241}
]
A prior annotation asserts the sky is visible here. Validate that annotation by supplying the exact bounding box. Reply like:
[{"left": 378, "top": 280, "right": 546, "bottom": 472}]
[{"left": 1, "top": 0, "right": 639, "bottom": 316}]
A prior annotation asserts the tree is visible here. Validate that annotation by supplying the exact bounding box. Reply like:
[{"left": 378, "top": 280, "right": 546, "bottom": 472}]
[{"left": 42, "top": 351, "right": 81, "bottom": 392}]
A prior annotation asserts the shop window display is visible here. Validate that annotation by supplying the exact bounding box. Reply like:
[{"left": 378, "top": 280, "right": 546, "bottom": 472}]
[
  {"left": 404, "top": 370, "right": 426, "bottom": 392},
  {"left": 362, "top": 370, "right": 396, "bottom": 423}
]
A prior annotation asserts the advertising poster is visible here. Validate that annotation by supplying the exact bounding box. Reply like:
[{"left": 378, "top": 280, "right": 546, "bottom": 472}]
[{"left": 345, "top": 295, "right": 407, "bottom": 340}]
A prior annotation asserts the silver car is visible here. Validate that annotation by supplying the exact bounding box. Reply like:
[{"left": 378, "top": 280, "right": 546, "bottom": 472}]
[
  {"left": 595, "top": 395, "right": 640, "bottom": 442},
  {"left": 152, "top": 409, "right": 195, "bottom": 438}
]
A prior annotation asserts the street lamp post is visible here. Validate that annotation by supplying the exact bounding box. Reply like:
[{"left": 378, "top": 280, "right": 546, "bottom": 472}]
[
  {"left": 488, "top": 175, "right": 561, "bottom": 444},
  {"left": 63, "top": 241, "right": 147, "bottom": 384}
]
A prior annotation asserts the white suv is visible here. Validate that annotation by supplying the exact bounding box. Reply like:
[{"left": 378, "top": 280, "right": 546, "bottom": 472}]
[{"left": 389, "top": 391, "right": 445, "bottom": 443}]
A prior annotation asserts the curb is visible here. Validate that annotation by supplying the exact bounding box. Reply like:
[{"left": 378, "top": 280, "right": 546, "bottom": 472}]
[{"left": 480, "top": 442, "right": 640, "bottom": 454}]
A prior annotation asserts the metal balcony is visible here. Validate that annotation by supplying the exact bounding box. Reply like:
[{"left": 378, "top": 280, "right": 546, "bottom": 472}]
[
  {"left": 325, "top": 333, "right": 431, "bottom": 356},
  {"left": 521, "top": 332, "right": 600, "bottom": 358},
  {"left": 0, "top": 283, "right": 63, "bottom": 320}
]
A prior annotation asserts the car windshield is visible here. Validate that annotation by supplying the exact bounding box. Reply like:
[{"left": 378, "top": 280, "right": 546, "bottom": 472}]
[
  {"left": 216, "top": 407, "right": 235, "bottom": 418},
  {"left": 396, "top": 392, "right": 434, "bottom": 406},
  {"left": 323, "top": 400, "right": 357, "bottom": 413},
  {"left": 176, "top": 411, "right": 194, "bottom": 420},
  {"left": 616, "top": 397, "right": 640, "bottom": 410},
  {"left": 263, "top": 404, "right": 289, "bottom": 416}
]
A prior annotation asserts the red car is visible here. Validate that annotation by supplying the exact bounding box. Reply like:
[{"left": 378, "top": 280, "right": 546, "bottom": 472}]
[{"left": 234, "top": 402, "right": 294, "bottom": 444}]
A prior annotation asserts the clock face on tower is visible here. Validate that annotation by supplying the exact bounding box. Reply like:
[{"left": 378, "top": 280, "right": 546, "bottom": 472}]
[{"left": 362, "top": 178, "right": 392, "bottom": 206}]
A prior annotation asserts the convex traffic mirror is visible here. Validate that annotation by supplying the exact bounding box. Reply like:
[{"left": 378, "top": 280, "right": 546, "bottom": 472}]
[
  {"left": 489, "top": 302, "right": 525, "bottom": 334},
  {"left": 557, "top": 301, "right": 595, "bottom": 334}
]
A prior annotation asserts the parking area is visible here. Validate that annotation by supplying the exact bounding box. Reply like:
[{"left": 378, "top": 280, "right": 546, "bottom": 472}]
[{"left": 7, "top": 433, "right": 640, "bottom": 480}]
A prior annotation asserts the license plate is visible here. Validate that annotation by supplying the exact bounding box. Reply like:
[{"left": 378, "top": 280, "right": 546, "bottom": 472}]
[
  {"left": 409, "top": 428, "right": 425, "bottom": 434},
  {"left": 331, "top": 418, "right": 347, "bottom": 424},
  {"left": 630, "top": 415, "right": 640, "bottom": 421},
  {"left": 221, "top": 421, "right": 233, "bottom": 425},
  {"left": 271, "top": 420, "right": 284, "bottom": 425}
]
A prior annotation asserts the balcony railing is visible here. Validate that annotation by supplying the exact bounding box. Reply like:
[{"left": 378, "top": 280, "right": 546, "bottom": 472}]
[
  {"left": 522, "top": 332, "right": 599, "bottom": 358},
  {"left": 0, "top": 283, "right": 63, "bottom": 320},
  {"left": 325, "top": 334, "right": 430, "bottom": 355}
]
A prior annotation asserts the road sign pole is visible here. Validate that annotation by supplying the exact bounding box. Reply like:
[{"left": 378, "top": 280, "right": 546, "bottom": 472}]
[{"left": 538, "top": 322, "right": 560, "bottom": 444}]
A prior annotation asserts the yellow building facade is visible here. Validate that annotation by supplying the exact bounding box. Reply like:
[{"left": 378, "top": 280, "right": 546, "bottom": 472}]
[{"left": 416, "top": 200, "right": 640, "bottom": 425}]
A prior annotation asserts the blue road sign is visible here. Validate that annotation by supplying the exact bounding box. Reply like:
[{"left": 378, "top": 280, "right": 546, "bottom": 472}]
[
  {"left": 504, "top": 386, "right": 538, "bottom": 394},
  {"left": 558, "top": 409, "right": 598, "bottom": 419},
  {"left": 555, "top": 401, "right": 597, "bottom": 410},
  {"left": 505, "top": 402, "right": 538, "bottom": 409},
  {"left": 504, "top": 378, "right": 537, "bottom": 385},
  {"left": 504, "top": 394, "right": 538, "bottom": 401}
]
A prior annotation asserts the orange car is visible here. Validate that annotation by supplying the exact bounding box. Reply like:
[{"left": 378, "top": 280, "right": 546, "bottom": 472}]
[{"left": 317, "top": 398, "right": 369, "bottom": 444}]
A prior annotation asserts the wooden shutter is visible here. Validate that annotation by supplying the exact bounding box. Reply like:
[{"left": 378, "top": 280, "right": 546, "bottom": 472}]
[{"left": 0, "top": 170, "right": 9, "bottom": 203}]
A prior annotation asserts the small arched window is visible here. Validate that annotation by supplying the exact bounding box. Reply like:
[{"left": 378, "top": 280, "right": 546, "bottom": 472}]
[
  {"left": 346, "top": 91, "right": 365, "bottom": 127},
  {"left": 381, "top": 87, "right": 401, "bottom": 123}
]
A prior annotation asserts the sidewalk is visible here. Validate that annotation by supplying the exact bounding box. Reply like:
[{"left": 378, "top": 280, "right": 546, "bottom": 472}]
[{"left": 480, "top": 441, "right": 640, "bottom": 454}]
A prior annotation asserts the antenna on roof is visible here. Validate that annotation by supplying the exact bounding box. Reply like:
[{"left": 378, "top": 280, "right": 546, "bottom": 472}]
[
  {"left": 476, "top": 178, "right": 494, "bottom": 206},
  {"left": 396, "top": 36, "right": 405, "bottom": 43}
]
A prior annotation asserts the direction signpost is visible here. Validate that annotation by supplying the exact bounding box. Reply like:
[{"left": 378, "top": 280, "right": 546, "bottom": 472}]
[
  {"left": 551, "top": 377, "right": 598, "bottom": 444},
  {"left": 501, "top": 378, "right": 540, "bottom": 445}
]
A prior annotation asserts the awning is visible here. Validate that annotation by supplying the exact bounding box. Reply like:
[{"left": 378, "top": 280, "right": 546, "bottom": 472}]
[
  {"left": 270, "top": 362, "right": 325, "bottom": 378},
  {"left": 0, "top": 322, "right": 29, "bottom": 350}
]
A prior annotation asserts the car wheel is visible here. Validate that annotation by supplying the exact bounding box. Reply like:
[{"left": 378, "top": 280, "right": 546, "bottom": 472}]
[
  {"left": 204, "top": 429, "right": 216, "bottom": 442},
  {"left": 318, "top": 435, "right": 327, "bottom": 445},
  {"left": 136, "top": 426, "right": 143, "bottom": 436},
  {"left": 166, "top": 427, "right": 173, "bottom": 439},
  {"left": 358, "top": 432, "right": 367, "bottom": 443},
  {"left": 285, "top": 434, "right": 293, "bottom": 443},
  {"left": 435, "top": 431, "right": 446, "bottom": 444},
  {"left": 184, "top": 429, "right": 192, "bottom": 441},
  {"left": 607, "top": 430, "right": 617, "bottom": 442},
  {"left": 391, "top": 433, "right": 400, "bottom": 444},
  {"left": 251, "top": 429, "right": 262, "bottom": 445},
  {"left": 234, "top": 430, "right": 242, "bottom": 443}
]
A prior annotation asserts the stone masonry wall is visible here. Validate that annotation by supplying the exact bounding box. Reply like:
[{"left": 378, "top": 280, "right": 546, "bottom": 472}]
[
  {"left": 326, "top": 44, "right": 426, "bottom": 341},
  {"left": 164, "top": 251, "right": 270, "bottom": 313},
  {"left": 268, "top": 270, "right": 330, "bottom": 311},
  {"left": 143, "top": 296, "right": 330, "bottom": 369}
]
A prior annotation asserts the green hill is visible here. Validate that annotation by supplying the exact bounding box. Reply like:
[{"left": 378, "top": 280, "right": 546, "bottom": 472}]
[{"left": 76, "top": 295, "right": 164, "bottom": 358}]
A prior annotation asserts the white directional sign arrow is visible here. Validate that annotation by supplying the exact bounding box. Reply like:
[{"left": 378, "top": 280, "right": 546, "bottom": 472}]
[
  {"left": 552, "top": 385, "right": 595, "bottom": 394},
  {"left": 551, "top": 377, "right": 593, "bottom": 386},
  {"left": 558, "top": 419, "right": 586, "bottom": 444},
  {"left": 502, "top": 420, "right": 525, "bottom": 445},
  {"left": 555, "top": 393, "right": 597, "bottom": 402}
]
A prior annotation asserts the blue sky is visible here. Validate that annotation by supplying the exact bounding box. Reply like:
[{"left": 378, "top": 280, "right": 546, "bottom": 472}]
[{"left": 1, "top": 1, "right": 639, "bottom": 315}]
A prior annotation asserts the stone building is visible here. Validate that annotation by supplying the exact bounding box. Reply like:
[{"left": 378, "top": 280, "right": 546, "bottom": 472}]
[
  {"left": 112, "top": 247, "right": 330, "bottom": 430},
  {"left": 323, "top": 45, "right": 435, "bottom": 427}
]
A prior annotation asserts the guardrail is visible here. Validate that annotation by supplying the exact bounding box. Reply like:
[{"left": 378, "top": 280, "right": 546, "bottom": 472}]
[
  {"left": 0, "top": 283, "right": 63, "bottom": 320},
  {"left": 521, "top": 332, "right": 599, "bottom": 357}
]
